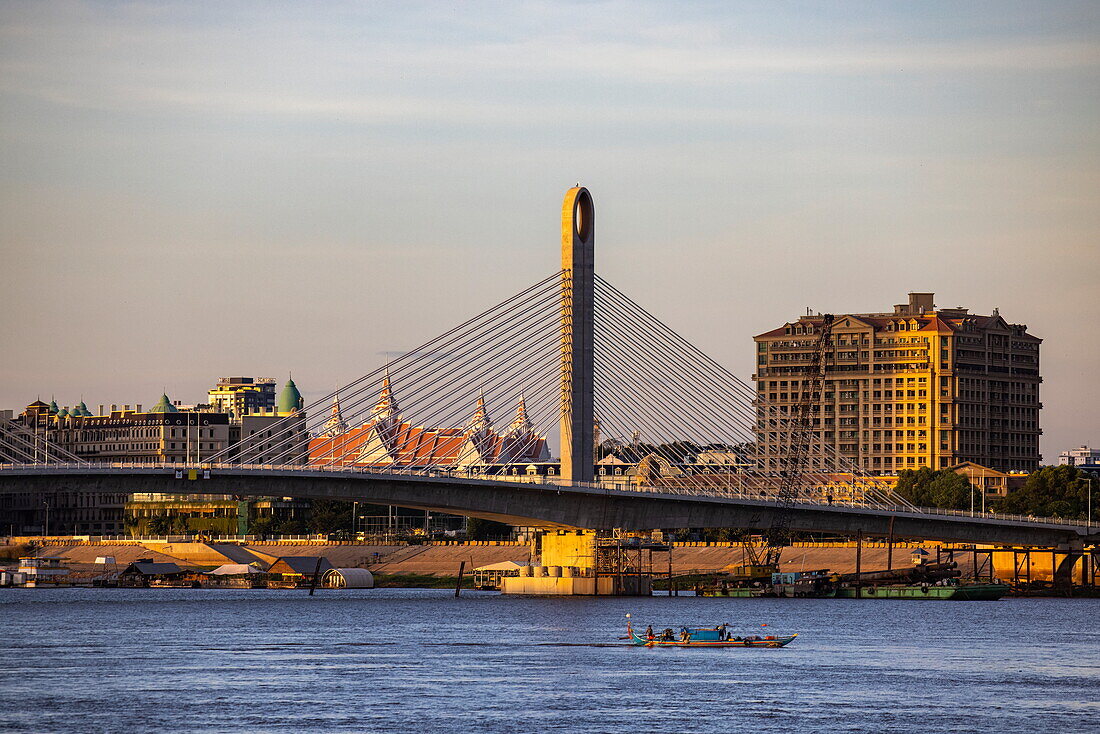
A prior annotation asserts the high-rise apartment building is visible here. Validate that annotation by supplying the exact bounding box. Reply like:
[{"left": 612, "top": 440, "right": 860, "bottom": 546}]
[{"left": 753, "top": 292, "right": 1041, "bottom": 474}]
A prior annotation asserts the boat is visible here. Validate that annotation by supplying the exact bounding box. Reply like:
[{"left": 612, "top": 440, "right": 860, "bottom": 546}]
[
  {"left": 833, "top": 582, "right": 1009, "bottom": 600},
  {"left": 625, "top": 617, "right": 797, "bottom": 648}
]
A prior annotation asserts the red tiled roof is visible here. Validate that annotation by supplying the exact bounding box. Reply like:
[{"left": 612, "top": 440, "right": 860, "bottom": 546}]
[{"left": 308, "top": 418, "right": 546, "bottom": 468}]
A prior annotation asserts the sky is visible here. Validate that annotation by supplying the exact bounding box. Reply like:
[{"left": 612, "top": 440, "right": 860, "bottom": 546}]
[{"left": 1, "top": 1, "right": 1097, "bottom": 459}]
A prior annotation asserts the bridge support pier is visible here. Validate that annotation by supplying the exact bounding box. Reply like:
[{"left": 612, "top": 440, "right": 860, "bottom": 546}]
[{"left": 560, "top": 187, "right": 595, "bottom": 484}]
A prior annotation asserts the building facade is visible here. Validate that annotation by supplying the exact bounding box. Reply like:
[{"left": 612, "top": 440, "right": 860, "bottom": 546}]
[
  {"left": 124, "top": 494, "right": 311, "bottom": 536},
  {"left": 10, "top": 395, "right": 231, "bottom": 464},
  {"left": 207, "top": 377, "right": 278, "bottom": 418},
  {"left": 753, "top": 292, "right": 1041, "bottom": 475},
  {"left": 1, "top": 377, "right": 307, "bottom": 535},
  {"left": 1058, "top": 446, "right": 1100, "bottom": 467}
]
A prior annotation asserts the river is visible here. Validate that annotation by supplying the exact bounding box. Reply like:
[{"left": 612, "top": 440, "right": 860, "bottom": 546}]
[{"left": 1, "top": 589, "right": 1097, "bottom": 733}]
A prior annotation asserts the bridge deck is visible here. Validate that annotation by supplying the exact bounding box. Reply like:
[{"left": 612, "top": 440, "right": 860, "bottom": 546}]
[{"left": 1, "top": 463, "right": 1093, "bottom": 548}]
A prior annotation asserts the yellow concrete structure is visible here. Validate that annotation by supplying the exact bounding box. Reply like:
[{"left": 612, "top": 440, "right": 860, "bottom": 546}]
[
  {"left": 560, "top": 186, "right": 595, "bottom": 484},
  {"left": 754, "top": 293, "right": 1041, "bottom": 474},
  {"left": 502, "top": 575, "right": 625, "bottom": 595},
  {"left": 500, "top": 529, "right": 655, "bottom": 595},
  {"left": 539, "top": 529, "right": 596, "bottom": 570}
]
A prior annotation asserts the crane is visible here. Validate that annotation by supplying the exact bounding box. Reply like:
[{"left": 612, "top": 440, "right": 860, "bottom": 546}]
[{"left": 742, "top": 313, "right": 836, "bottom": 571}]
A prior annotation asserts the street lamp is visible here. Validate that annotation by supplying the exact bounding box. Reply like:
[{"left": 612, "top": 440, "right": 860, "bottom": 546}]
[
  {"left": 1086, "top": 473, "right": 1096, "bottom": 533},
  {"left": 980, "top": 466, "right": 986, "bottom": 515}
]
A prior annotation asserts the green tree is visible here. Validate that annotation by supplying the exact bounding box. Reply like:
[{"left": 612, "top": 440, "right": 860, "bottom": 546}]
[
  {"left": 994, "top": 465, "right": 1089, "bottom": 520},
  {"left": 122, "top": 514, "right": 140, "bottom": 539},
  {"left": 274, "top": 518, "right": 307, "bottom": 535},
  {"left": 466, "top": 518, "right": 511, "bottom": 540},
  {"left": 894, "top": 468, "right": 973, "bottom": 510},
  {"left": 249, "top": 515, "right": 275, "bottom": 538},
  {"left": 306, "top": 500, "right": 353, "bottom": 534},
  {"left": 147, "top": 514, "right": 173, "bottom": 536}
]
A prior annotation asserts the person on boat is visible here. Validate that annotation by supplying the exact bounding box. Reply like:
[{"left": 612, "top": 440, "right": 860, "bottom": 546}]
[
  {"left": 645, "top": 625, "right": 654, "bottom": 640},
  {"left": 718, "top": 623, "right": 728, "bottom": 641},
  {"left": 680, "top": 628, "right": 691, "bottom": 643}
]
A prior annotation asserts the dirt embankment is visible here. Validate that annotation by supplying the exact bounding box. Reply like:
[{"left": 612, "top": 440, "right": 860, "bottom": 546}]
[{"left": 24, "top": 540, "right": 953, "bottom": 578}]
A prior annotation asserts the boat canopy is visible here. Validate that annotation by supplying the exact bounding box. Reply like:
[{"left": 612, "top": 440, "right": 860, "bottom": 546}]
[
  {"left": 208, "top": 564, "right": 262, "bottom": 575},
  {"left": 473, "top": 561, "right": 525, "bottom": 572},
  {"left": 322, "top": 568, "right": 375, "bottom": 589}
]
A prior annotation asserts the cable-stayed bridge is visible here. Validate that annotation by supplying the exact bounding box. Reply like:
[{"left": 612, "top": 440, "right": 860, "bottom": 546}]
[{"left": 0, "top": 188, "right": 1094, "bottom": 548}]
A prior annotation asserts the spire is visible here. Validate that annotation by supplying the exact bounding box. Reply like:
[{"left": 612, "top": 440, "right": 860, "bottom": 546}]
[
  {"left": 466, "top": 389, "right": 492, "bottom": 434},
  {"left": 323, "top": 391, "right": 348, "bottom": 437},
  {"left": 499, "top": 394, "right": 549, "bottom": 463},
  {"left": 506, "top": 394, "right": 533, "bottom": 437},
  {"left": 372, "top": 369, "right": 401, "bottom": 421}
]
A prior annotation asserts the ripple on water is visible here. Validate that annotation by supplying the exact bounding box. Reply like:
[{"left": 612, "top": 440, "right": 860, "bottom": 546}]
[{"left": 0, "top": 589, "right": 1098, "bottom": 733}]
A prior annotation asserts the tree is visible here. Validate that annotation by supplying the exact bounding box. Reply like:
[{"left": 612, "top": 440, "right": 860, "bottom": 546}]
[
  {"left": 466, "top": 518, "right": 511, "bottom": 540},
  {"left": 275, "top": 518, "right": 307, "bottom": 535},
  {"left": 894, "top": 468, "right": 973, "bottom": 510},
  {"left": 122, "top": 514, "right": 140, "bottom": 539},
  {"left": 249, "top": 516, "right": 275, "bottom": 538},
  {"left": 994, "top": 465, "right": 1089, "bottom": 520},
  {"left": 306, "top": 500, "right": 353, "bottom": 534},
  {"left": 147, "top": 514, "right": 173, "bottom": 536}
]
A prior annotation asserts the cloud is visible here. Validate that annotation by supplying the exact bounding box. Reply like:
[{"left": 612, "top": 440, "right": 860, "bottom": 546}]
[{"left": 2, "top": 3, "right": 1097, "bottom": 130}]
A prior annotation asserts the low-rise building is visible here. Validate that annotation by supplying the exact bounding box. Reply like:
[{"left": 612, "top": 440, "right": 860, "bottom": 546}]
[
  {"left": 124, "top": 494, "right": 310, "bottom": 536},
  {"left": 1059, "top": 446, "right": 1100, "bottom": 467},
  {"left": 7, "top": 395, "right": 231, "bottom": 464},
  {"left": 0, "top": 377, "right": 308, "bottom": 536}
]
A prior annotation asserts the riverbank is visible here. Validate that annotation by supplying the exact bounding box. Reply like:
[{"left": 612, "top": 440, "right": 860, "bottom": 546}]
[{"left": 4, "top": 537, "right": 1087, "bottom": 588}]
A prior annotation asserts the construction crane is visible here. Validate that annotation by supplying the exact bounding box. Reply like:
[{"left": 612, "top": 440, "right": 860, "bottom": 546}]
[{"left": 742, "top": 313, "right": 836, "bottom": 572}]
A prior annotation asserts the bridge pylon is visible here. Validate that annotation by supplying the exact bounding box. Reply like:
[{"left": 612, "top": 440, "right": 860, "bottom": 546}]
[{"left": 560, "top": 187, "right": 595, "bottom": 484}]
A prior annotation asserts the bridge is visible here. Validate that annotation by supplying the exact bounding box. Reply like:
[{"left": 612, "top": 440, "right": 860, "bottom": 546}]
[
  {"left": 1, "top": 187, "right": 1094, "bottom": 553},
  {"left": 0, "top": 462, "right": 1094, "bottom": 548}
]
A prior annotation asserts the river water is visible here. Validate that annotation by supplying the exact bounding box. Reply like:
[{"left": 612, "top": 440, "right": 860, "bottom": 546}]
[{"left": 1, "top": 589, "right": 1097, "bottom": 733}]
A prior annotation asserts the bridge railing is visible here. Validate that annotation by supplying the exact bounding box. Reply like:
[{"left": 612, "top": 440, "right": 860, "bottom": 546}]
[{"left": 1, "top": 460, "right": 1092, "bottom": 530}]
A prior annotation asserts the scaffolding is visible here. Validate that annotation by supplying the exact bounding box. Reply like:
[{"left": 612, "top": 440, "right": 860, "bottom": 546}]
[{"left": 593, "top": 532, "right": 671, "bottom": 596}]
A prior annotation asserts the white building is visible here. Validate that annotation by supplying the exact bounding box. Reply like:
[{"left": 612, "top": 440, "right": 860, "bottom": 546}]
[{"left": 1058, "top": 446, "right": 1100, "bottom": 467}]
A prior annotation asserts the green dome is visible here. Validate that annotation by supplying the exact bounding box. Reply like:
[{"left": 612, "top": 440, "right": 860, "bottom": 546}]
[
  {"left": 48, "top": 399, "right": 59, "bottom": 415},
  {"left": 56, "top": 407, "right": 69, "bottom": 418},
  {"left": 148, "top": 393, "right": 179, "bottom": 413},
  {"left": 277, "top": 377, "right": 303, "bottom": 413},
  {"left": 76, "top": 401, "right": 91, "bottom": 417}
]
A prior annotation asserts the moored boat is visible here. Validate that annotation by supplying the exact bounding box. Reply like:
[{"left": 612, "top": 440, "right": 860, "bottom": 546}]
[{"left": 834, "top": 582, "right": 1009, "bottom": 600}]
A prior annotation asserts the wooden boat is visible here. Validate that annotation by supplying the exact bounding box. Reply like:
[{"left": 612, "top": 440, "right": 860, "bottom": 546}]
[{"left": 626, "top": 619, "right": 797, "bottom": 648}]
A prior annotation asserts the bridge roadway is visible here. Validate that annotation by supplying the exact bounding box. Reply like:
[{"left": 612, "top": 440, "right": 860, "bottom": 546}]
[{"left": 0, "top": 464, "right": 1094, "bottom": 548}]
